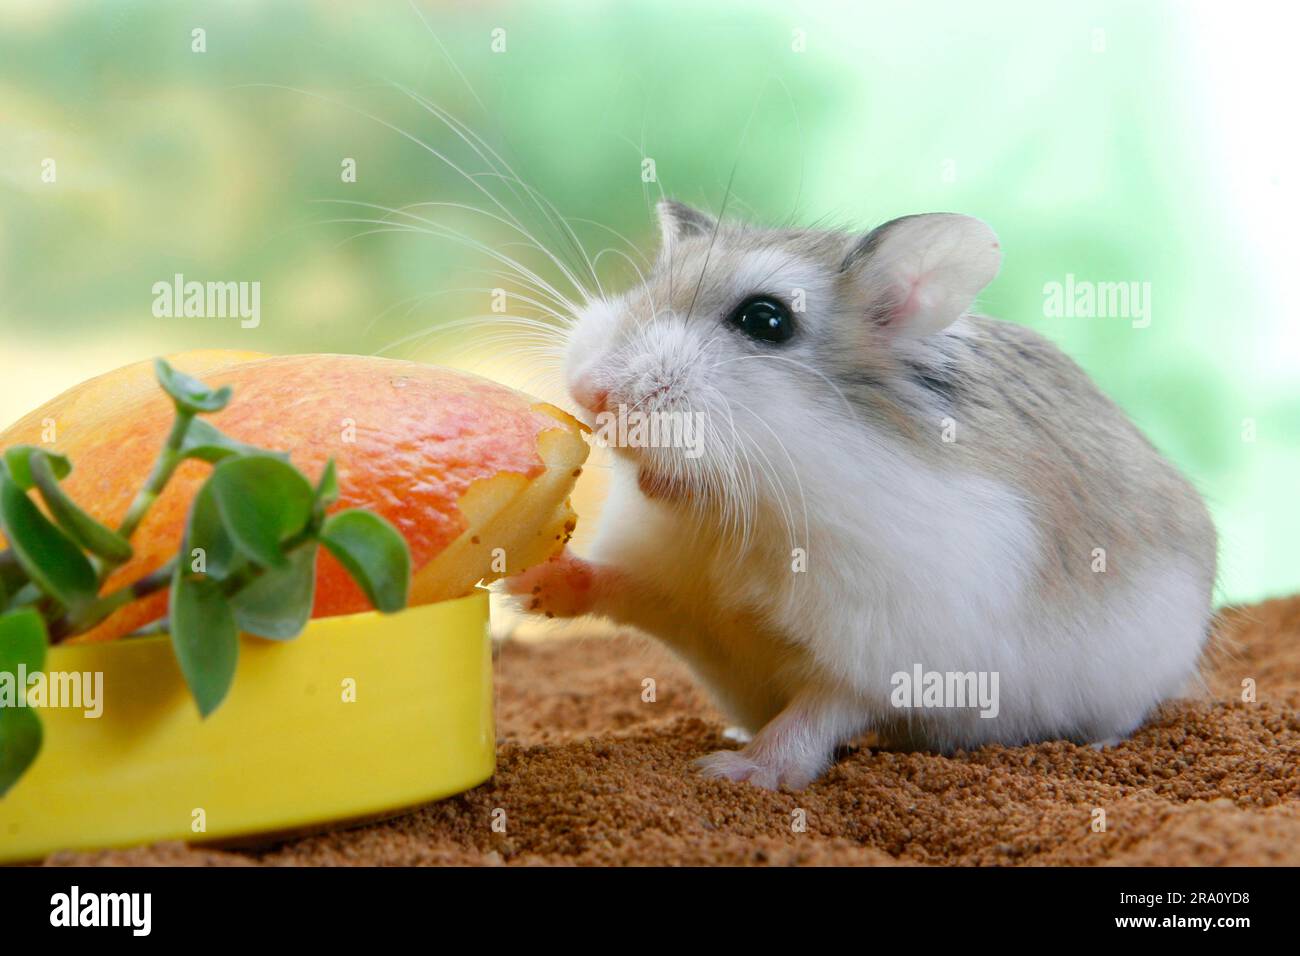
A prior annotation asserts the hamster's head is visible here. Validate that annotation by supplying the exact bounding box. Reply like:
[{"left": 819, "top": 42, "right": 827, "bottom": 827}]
[{"left": 564, "top": 200, "right": 1001, "bottom": 532}]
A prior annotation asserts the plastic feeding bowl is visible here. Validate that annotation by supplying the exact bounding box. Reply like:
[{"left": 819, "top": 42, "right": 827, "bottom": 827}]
[{"left": 0, "top": 590, "right": 493, "bottom": 863}]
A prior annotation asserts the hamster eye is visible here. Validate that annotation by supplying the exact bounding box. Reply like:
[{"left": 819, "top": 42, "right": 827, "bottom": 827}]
[{"left": 727, "top": 295, "right": 794, "bottom": 344}]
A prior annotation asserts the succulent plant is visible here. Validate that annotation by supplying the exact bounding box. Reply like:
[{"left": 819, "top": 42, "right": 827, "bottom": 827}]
[{"left": 0, "top": 359, "right": 410, "bottom": 795}]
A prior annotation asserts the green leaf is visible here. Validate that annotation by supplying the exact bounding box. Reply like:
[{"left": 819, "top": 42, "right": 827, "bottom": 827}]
[
  {"left": 3, "top": 446, "right": 70, "bottom": 491},
  {"left": 183, "top": 482, "right": 238, "bottom": 580},
  {"left": 314, "top": 459, "right": 340, "bottom": 510},
  {"left": 310, "top": 459, "right": 339, "bottom": 533},
  {"left": 169, "top": 568, "right": 238, "bottom": 718},
  {"left": 229, "top": 543, "right": 318, "bottom": 639},
  {"left": 28, "top": 452, "right": 133, "bottom": 563},
  {"left": 0, "top": 708, "right": 41, "bottom": 798},
  {"left": 0, "top": 608, "right": 47, "bottom": 796},
  {"left": 0, "top": 608, "right": 47, "bottom": 680},
  {"left": 154, "top": 358, "right": 232, "bottom": 415},
  {"left": 0, "top": 471, "right": 98, "bottom": 612},
  {"left": 320, "top": 509, "right": 410, "bottom": 613},
  {"left": 208, "top": 456, "right": 314, "bottom": 569},
  {"left": 178, "top": 418, "right": 276, "bottom": 464},
  {"left": 0, "top": 551, "right": 25, "bottom": 607}
]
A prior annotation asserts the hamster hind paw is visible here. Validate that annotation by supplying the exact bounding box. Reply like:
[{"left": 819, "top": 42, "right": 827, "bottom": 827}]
[{"left": 694, "top": 748, "right": 820, "bottom": 791}]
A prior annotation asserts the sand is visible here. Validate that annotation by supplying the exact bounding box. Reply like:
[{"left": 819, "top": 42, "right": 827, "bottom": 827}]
[{"left": 46, "top": 595, "right": 1300, "bottom": 866}]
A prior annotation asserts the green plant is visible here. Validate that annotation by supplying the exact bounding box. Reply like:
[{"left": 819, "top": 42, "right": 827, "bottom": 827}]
[{"left": 0, "top": 359, "right": 411, "bottom": 795}]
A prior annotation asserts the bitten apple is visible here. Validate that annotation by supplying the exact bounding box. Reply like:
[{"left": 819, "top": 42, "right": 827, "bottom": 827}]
[{"left": 0, "top": 351, "right": 589, "bottom": 642}]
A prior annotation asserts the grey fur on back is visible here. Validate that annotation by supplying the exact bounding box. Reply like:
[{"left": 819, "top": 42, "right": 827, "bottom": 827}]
[{"left": 858, "top": 314, "right": 1216, "bottom": 599}]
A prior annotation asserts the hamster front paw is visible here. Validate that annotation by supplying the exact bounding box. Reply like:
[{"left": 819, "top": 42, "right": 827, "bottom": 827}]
[{"left": 505, "top": 548, "right": 597, "bottom": 618}]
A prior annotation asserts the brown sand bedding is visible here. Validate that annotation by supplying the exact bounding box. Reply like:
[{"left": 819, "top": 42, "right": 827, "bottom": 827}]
[{"left": 46, "top": 596, "right": 1300, "bottom": 866}]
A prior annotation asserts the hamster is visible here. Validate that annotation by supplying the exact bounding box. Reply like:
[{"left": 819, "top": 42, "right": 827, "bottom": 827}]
[{"left": 508, "top": 200, "right": 1217, "bottom": 789}]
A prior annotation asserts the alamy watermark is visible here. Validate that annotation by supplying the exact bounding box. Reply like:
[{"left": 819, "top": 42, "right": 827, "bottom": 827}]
[
  {"left": 152, "top": 273, "right": 260, "bottom": 329},
  {"left": 1042, "top": 273, "right": 1151, "bottom": 328},
  {"left": 50, "top": 886, "right": 151, "bottom": 936},
  {"left": 592, "top": 404, "right": 706, "bottom": 459},
  {"left": 0, "top": 667, "right": 103, "bottom": 718},
  {"left": 890, "top": 664, "right": 1000, "bottom": 718}
]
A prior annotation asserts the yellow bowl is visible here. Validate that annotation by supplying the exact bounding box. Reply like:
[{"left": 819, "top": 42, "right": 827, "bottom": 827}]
[{"left": 0, "top": 589, "right": 493, "bottom": 863}]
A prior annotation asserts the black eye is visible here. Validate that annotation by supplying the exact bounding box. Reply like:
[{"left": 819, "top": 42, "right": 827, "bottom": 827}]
[{"left": 727, "top": 295, "right": 794, "bottom": 344}]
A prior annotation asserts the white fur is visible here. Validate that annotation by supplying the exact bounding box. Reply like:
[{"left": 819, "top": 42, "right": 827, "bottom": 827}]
[{"left": 588, "top": 429, "right": 1210, "bottom": 781}]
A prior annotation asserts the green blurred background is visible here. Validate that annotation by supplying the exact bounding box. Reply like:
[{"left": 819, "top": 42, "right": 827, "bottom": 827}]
[{"left": 1, "top": 0, "right": 1295, "bottom": 603}]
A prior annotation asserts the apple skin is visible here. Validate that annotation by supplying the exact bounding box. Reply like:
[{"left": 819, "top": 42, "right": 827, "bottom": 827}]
[{"left": 0, "top": 351, "right": 589, "bottom": 642}]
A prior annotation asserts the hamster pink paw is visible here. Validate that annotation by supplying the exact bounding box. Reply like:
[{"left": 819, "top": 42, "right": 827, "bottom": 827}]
[
  {"left": 695, "top": 748, "right": 819, "bottom": 791},
  {"left": 505, "top": 549, "right": 597, "bottom": 618}
]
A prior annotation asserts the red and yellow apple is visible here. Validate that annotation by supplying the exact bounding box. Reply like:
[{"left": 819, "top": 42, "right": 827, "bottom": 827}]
[{"left": 0, "top": 351, "right": 589, "bottom": 642}]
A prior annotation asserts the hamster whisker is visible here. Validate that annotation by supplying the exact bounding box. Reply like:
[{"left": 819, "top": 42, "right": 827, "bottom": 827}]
[
  {"left": 394, "top": 13, "right": 606, "bottom": 299},
  {"left": 371, "top": 82, "right": 601, "bottom": 299},
  {"left": 683, "top": 165, "right": 737, "bottom": 325},
  {"left": 360, "top": 288, "right": 473, "bottom": 337},
  {"left": 445, "top": 328, "right": 569, "bottom": 354},
  {"left": 396, "top": 75, "right": 602, "bottom": 294},
  {"left": 467, "top": 170, "right": 606, "bottom": 301},
  {"left": 593, "top": 246, "right": 667, "bottom": 341},
  {"left": 404, "top": 0, "right": 493, "bottom": 118},
  {"left": 721, "top": 419, "right": 781, "bottom": 553},
  {"left": 453, "top": 282, "right": 576, "bottom": 327},
  {"left": 318, "top": 201, "right": 587, "bottom": 314},
  {"left": 394, "top": 85, "right": 536, "bottom": 226},
  {"left": 688, "top": 383, "right": 783, "bottom": 552},
  {"left": 241, "top": 76, "right": 603, "bottom": 352},
  {"left": 592, "top": 247, "right": 654, "bottom": 308},
  {"left": 736, "top": 424, "right": 800, "bottom": 553},
  {"left": 248, "top": 82, "right": 589, "bottom": 302},
  {"left": 452, "top": 340, "right": 570, "bottom": 397},
  {"left": 376, "top": 316, "right": 566, "bottom": 358},
  {"left": 572, "top": 218, "right": 652, "bottom": 269},
  {"left": 721, "top": 398, "right": 810, "bottom": 552},
  {"left": 438, "top": 319, "right": 569, "bottom": 346},
  {"left": 708, "top": 396, "right": 761, "bottom": 549},
  {"left": 369, "top": 291, "right": 571, "bottom": 340},
  {"left": 316, "top": 216, "right": 576, "bottom": 319}
]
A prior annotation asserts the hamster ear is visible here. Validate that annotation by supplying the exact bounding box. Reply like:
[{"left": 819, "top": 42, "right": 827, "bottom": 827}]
[
  {"left": 657, "top": 199, "right": 716, "bottom": 249},
  {"left": 844, "top": 214, "right": 1001, "bottom": 339}
]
